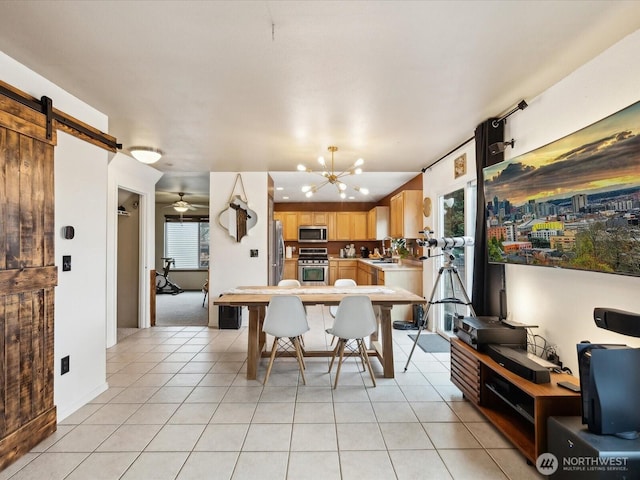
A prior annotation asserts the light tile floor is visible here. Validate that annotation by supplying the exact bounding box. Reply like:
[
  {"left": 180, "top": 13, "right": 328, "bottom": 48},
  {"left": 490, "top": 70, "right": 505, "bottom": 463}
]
[{"left": 1, "top": 306, "right": 543, "bottom": 480}]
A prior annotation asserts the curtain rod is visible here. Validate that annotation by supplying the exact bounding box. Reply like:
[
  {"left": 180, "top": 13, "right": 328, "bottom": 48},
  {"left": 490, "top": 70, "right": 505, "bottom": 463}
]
[{"left": 420, "top": 136, "right": 474, "bottom": 173}]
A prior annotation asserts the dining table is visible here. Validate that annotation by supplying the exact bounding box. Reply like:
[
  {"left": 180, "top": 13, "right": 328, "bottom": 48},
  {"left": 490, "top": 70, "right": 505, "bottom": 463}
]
[{"left": 214, "top": 285, "right": 426, "bottom": 380}]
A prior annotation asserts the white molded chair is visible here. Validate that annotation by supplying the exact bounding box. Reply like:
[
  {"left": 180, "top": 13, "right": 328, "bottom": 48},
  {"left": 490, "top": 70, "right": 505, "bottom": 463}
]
[
  {"left": 277, "top": 278, "right": 306, "bottom": 346},
  {"left": 329, "top": 278, "right": 357, "bottom": 317},
  {"left": 262, "top": 295, "right": 310, "bottom": 385},
  {"left": 327, "top": 278, "right": 357, "bottom": 346},
  {"left": 327, "top": 295, "right": 377, "bottom": 389}
]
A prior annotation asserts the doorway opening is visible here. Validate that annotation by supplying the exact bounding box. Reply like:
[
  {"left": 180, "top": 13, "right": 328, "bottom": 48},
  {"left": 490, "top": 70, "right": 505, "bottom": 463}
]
[
  {"left": 117, "top": 189, "right": 141, "bottom": 340},
  {"left": 154, "top": 211, "right": 210, "bottom": 327}
]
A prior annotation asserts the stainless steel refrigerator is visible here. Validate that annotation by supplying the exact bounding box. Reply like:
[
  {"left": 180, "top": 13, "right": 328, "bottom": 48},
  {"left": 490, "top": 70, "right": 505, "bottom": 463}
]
[{"left": 269, "top": 220, "right": 284, "bottom": 285}]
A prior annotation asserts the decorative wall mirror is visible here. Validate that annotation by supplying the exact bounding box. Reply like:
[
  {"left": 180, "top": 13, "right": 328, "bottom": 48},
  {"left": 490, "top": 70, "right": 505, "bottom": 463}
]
[{"left": 217, "top": 174, "right": 258, "bottom": 242}]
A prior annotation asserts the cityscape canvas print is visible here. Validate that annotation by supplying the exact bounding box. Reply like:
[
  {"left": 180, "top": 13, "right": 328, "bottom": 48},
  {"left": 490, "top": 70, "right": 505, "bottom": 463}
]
[{"left": 483, "top": 100, "right": 640, "bottom": 276}]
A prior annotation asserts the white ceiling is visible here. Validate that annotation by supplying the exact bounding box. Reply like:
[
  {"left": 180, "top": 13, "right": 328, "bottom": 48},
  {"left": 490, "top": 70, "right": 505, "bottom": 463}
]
[{"left": 1, "top": 1, "right": 639, "bottom": 204}]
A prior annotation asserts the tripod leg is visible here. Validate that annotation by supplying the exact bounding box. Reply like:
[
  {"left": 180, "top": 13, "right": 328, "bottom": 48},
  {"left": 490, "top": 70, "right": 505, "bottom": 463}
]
[
  {"left": 403, "top": 268, "right": 445, "bottom": 372},
  {"left": 452, "top": 268, "right": 476, "bottom": 317}
]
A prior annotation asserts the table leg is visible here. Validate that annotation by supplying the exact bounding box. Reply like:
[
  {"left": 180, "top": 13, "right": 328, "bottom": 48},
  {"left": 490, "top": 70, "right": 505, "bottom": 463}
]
[
  {"left": 247, "top": 306, "right": 262, "bottom": 380},
  {"left": 370, "top": 306, "right": 381, "bottom": 343},
  {"left": 379, "top": 305, "right": 394, "bottom": 378}
]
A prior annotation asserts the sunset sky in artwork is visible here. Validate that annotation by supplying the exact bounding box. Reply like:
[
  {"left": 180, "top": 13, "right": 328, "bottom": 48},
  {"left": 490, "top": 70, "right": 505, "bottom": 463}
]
[{"left": 484, "top": 101, "right": 640, "bottom": 206}]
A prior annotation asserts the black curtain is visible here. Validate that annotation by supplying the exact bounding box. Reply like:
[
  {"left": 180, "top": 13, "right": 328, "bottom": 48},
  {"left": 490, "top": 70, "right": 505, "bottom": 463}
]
[{"left": 472, "top": 119, "right": 506, "bottom": 317}]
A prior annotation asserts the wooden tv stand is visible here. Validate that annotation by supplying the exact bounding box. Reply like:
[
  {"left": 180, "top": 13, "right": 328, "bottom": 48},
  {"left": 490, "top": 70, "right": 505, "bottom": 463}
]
[{"left": 450, "top": 337, "right": 581, "bottom": 463}]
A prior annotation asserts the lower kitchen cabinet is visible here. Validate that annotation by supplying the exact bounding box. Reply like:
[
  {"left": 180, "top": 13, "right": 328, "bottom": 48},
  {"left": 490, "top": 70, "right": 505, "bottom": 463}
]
[
  {"left": 330, "top": 259, "right": 358, "bottom": 284},
  {"left": 283, "top": 259, "right": 298, "bottom": 280}
]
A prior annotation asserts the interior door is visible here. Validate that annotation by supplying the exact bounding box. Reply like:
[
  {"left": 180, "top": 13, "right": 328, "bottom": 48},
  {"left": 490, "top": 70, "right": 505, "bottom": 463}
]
[{"left": 0, "top": 94, "right": 58, "bottom": 468}]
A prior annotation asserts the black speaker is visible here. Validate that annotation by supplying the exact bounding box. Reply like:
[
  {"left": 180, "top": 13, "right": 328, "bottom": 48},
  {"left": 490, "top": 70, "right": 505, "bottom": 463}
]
[
  {"left": 486, "top": 344, "right": 551, "bottom": 384},
  {"left": 593, "top": 308, "right": 640, "bottom": 338}
]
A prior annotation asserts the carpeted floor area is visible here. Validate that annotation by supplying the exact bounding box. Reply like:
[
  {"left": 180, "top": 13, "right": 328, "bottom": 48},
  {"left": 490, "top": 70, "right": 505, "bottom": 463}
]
[{"left": 155, "top": 290, "right": 209, "bottom": 326}]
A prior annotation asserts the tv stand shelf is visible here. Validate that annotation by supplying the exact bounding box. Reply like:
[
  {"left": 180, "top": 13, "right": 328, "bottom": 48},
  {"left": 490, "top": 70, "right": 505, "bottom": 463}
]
[{"left": 450, "top": 338, "right": 581, "bottom": 463}]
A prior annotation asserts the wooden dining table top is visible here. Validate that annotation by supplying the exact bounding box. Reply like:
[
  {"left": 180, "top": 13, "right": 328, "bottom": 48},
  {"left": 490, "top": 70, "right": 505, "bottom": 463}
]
[{"left": 214, "top": 285, "right": 425, "bottom": 307}]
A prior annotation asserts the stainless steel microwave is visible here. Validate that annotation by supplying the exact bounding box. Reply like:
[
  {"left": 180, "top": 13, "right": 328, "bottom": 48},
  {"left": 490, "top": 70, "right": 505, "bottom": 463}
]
[{"left": 298, "top": 225, "right": 328, "bottom": 243}]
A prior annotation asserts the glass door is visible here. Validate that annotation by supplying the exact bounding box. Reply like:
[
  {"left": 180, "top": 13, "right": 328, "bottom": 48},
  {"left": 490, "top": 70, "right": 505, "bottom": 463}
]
[{"left": 436, "top": 187, "right": 473, "bottom": 337}]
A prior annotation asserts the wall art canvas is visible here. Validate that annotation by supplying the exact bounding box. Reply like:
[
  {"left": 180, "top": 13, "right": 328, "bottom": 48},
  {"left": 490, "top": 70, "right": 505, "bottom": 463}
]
[{"left": 482, "top": 100, "right": 640, "bottom": 276}]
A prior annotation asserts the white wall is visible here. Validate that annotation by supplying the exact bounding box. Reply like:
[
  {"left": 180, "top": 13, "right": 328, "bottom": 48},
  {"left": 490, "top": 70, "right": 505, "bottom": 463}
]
[
  {"left": 55, "top": 132, "right": 109, "bottom": 419},
  {"left": 107, "top": 153, "right": 163, "bottom": 346},
  {"left": 422, "top": 30, "right": 640, "bottom": 374},
  {"left": 1, "top": 51, "right": 112, "bottom": 420},
  {"left": 502, "top": 30, "right": 640, "bottom": 374},
  {"left": 209, "top": 172, "right": 269, "bottom": 327}
]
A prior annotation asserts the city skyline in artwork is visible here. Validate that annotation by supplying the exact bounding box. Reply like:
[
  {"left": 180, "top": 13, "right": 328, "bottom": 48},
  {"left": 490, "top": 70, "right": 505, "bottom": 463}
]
[
  {"left": 482, "top": 101, "right": 640, "bottom": 276},
  {"left": 484, "top": 101, "right": 640, "bottom": 207}
]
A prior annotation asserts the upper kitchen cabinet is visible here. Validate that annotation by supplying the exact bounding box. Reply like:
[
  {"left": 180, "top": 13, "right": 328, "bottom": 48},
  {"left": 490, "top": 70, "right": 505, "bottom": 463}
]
[
  {"left": 326, "top": 212, "right": 337, "bottom": 240},
  {"left": 298, "top": 211, "right": 329, "bottom": 226},
  {"left": 274, "top": 211, "right": 298, "bottom": 241},
  {"left": 390, "top": 190, "right": 423, "bottom": 239},
  {"left": 335, "top": 212, "right": 368, "bottom": 241},
  {"left": 367, "top": 206, "right": 389, "bottom": 240}
]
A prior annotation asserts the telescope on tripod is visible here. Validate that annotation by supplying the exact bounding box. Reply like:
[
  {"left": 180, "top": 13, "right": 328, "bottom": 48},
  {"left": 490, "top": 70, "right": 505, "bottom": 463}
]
[
  {"left": 404, "top": 231, "right": 476, "bottom": 371},
  {"left": 416, "top": 230, "right": 474, "bottom": 253}
]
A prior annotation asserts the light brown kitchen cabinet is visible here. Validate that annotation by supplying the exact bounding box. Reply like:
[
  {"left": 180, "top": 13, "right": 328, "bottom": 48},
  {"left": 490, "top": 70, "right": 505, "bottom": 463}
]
[
  {"left": 313, "top": 212, "right": 329, "bottom": 225},
  {"left": 368, "top": 206, "right": 389, "bottom": 240},
  {"left": 297, "top": 212, "right": 313, "bottom": 226},
  {"left": 390, "top": 190, "right": 423, "bottom": 239},
  {"left": 327, "top": 212, "right": 337, "bottom": 240},
  {"left": 357, "top": 262, "right": 376, "bottom": 285},
  {"left": 274, "top": 211, "right": 298, "bottom": 241},
  {"left": 336, "top": 260, "right": 357, "bottom": 283},
  {"left": 336, "top": 211, "right": 368, "bottom": 241},
  {"left": 335, "top": 212, "right": 351, "bottom": 240},
  {"left": 298, "top": 211, "right": 328, "bottom": 226},
  {"left": 329, "top": 260, "right": 338, "bottom": 284},
  {"left": 353, "top": 212, "right": 368, "bottom": 240},
  {"left": 280, "top": 212, "right": 299, "bottom": 241},
  {"left": 283, "top": 259, "right": 298, "bottom": 280}
]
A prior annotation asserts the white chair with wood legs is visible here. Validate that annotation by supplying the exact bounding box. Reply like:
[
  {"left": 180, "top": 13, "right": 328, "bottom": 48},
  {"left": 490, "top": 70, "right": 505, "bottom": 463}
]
[
  {"left": 262, "top": 295, "right": 310, "bottom": 385},
  {"left": 327, "top": 295, "right": 377, "bottom": 389},
  {"left": 327, "top": 278, "right": 357, "bottom": 346},
  {"left": 277, "top": 278, "right": 306, "bottom": 348}
]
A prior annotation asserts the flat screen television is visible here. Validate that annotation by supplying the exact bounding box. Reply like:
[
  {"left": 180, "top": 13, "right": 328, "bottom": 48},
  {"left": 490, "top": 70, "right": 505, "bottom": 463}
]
[{"left": 482, "top": 100, "right": 640, "bottom": 276}]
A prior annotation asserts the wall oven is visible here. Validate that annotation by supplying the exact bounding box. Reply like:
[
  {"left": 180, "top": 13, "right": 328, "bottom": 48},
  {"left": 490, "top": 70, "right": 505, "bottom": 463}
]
[
  {"left": 298, "top": 225, "right": 328, "bottom": 243},
  {"left": 298, "top": 247, "right": 329, "bottom": 286}
]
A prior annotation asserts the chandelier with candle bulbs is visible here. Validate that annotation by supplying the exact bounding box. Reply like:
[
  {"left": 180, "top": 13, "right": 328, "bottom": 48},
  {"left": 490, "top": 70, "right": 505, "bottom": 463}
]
[{"left": 297, "top": 146, "right": 369, "bottom": 199}]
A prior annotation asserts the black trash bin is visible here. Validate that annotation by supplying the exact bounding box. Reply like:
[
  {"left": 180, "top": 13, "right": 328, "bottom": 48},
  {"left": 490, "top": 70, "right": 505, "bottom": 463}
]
[
  {"left": 218, "top": 297, "right": 241, "bottom": 329},
  {"left": 413, "top": 304, "right": 426, "bottom": 328}
]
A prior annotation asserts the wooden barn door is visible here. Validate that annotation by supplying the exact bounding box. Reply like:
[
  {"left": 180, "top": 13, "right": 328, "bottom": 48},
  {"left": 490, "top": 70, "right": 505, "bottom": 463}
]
[{"left": 0, "top": 93, "right": 57, "bottom": 469}]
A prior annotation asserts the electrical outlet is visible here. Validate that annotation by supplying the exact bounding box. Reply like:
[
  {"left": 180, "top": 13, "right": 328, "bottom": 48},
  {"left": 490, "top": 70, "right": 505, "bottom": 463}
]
[
  {"left": 61, "top": 355, "right": 70, "bottom": 375},
  {"left": 250, "top": 249, "right": 258, "bottom": 257}
]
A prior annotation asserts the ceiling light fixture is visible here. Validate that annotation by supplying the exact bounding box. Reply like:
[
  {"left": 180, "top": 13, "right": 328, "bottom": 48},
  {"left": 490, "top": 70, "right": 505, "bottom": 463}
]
[
  {"left": 129, "top": 146, "right": 163, "bottom": 164},
  {"left": 297, "top": 146, "right": 369, "bottom": 199}
]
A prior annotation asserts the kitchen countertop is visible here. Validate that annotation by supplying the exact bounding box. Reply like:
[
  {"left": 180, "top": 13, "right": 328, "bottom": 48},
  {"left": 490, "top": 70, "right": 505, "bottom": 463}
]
[{"left": 329, "top": 257, "right": 423, "bottom": 271}]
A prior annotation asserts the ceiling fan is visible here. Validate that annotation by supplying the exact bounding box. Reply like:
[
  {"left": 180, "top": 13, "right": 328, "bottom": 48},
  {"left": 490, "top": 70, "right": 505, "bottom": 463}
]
[{"left": 165, "top": 192, "right": 208, "bottom": 213}]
